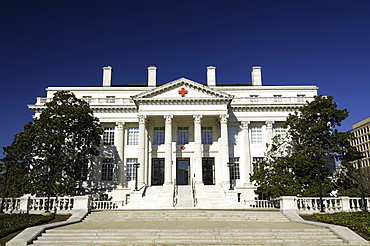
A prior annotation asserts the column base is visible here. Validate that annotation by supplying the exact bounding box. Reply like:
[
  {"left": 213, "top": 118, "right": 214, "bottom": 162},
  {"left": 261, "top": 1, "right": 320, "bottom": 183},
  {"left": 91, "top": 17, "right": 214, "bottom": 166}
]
[
  {"left": 163, "top": 182, "right": 173, "bottom": 186},
  {"left": 194, "top": 181, "right": 204, "bottom": 185}
]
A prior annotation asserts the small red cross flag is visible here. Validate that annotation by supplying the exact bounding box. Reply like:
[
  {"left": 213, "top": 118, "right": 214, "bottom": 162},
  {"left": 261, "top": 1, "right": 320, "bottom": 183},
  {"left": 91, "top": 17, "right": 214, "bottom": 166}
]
[
  {"left": 178, "top": 87, "right": 188, "bottom": 97},
  {"left": 181, "top": 145, "right": 186, "bottom": 150}
]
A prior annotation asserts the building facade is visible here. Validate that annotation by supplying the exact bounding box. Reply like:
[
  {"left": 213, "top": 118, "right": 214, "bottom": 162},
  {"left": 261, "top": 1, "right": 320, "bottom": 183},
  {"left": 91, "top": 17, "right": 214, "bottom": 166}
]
[
  {"left": 29, "top": 66, "right": 318, "bottom": 205},
  {"left": 351, "top": 117, "right": 370, "bottom": 172}
]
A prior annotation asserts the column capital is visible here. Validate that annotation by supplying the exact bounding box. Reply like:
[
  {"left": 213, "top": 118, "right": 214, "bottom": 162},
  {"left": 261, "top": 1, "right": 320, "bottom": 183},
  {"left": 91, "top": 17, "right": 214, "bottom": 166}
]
[
  {"left": 116, "top": 121, "right": 125, "bottom": 130},
  {"left": 164, "top": 114, "right": 173, "bottom": 123},
  {"left": 219, "top": 114, "right": 229, "bottom": 124},
  {"left": 265, "top": 120, "right": 275, "bottom": 128},
  {"left": 138, "top": 115, "right": 147, "bottom": 124},
  {"left": 193, "top": 114, "right": 203, "bottom": 124},
  {"left": 241, "top": 121, "right": 250, "bottom": 130}
]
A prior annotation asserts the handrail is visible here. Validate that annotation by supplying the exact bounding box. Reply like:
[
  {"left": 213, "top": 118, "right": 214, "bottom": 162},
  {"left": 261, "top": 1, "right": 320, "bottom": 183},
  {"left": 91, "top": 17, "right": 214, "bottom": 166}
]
[
  {"left": 173, "top": 179, "right": 178, "bottom": 207},
  {"left": 191, "top": 178, "right": 197, "bottom": 207},
  {"left": 142, "top": 185, "right": 149, "bottom": 198}
]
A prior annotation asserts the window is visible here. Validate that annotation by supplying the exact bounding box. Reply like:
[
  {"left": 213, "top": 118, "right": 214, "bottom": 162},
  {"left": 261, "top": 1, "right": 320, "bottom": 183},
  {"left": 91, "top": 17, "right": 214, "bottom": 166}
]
[
  {"left": 297, "top": 94, "right": 305, "bottom": 102},
  {"left": 106, "top": 96, "right": 115, "bottom": 103},
  {"left": 126, "top": 158, "right": 138, "bottom": 181},
  {"left": 201, "top": 127, "right": 213, "bottom": 144},
  {"left": 229, "top": 157, "right": 240, "bottom": 180},
  {"left": 154, "top": 127, "right": 165, "bottom": 145},
  {"left": 101, "top": 158, "right": 114, "bottom": 181},
  {"left": 273, "top": 95, "right": 282, "bottom": 102},
  {"left": 228, "top": 126, "right": 238, "bottom": 145},
  {"left": 250, "top": 95, "right": 259, "bottom": 102},
  {"left": 127, "top": 127, "right": 139, "bottom": 145},
  {"left": 82, "top": 96, "right": 92, "bottom": 103},
  {"left": 178, "top": 127, "right": 189, "bottom": 145},
  {"left": 274, "top": 126, "right": 287, "bottom": 139},
  {"left": 251, "top": 126, "right": 262, "bottom": 144},
  {"left": 252, "top": 157, "right": 264, "bottom": 172},
  {"left": 103, "top": 127, "right": 115, "bottom": 145}
]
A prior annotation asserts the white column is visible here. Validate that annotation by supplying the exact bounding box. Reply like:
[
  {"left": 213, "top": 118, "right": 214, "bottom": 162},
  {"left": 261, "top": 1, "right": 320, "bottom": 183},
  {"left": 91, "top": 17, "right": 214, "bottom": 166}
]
[
  {"left": 240, "top": 121, "right": 252, "bottom": 185},
  {"left": 193, "top": 114, "right": 203, "bottom": 185},
  {"left": 115, "top": 121, "right": 125, "bottom": 186},
  {"left": 265, "top": 120, "right": 274, "bottom": 146},
  {"left": 164, "top": 115, "right": 173, "bottom": 185},
  {"left": 220, "top": 114, "right": 230, "bottom": 185},
  {"left": 138, "top": 115, "right": 147, "bottom": 186}
]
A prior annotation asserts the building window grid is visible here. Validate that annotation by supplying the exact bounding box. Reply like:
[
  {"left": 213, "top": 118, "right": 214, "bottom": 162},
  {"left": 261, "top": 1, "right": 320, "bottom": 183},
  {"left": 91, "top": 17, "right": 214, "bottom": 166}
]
[
  {"left": 178, "top": 127, "right": 189, "bottom": 145},
  {"left": 250, "top": 95, "right": 259, "bottom": 102},
  {"left": 251, "top": 127, "right": 263, "bottom": 144},
  {"left": 127, "top": 127, "right": 139, "bottom": 145},
  {"left": 154, "top": 127, "right": 165, "bottom": 145},
  {"left": 228, "top": 126, "right": 239, "bottom": 145},
  {"left": 274, "top": 126, "right": 287, "bottom": 139},
  {"left": 252, "top": 157, "right": 264, "bottom": 172},
  {"left": 126, "top": 158, "right": 138, "bottom": 181},
  {"left": 273, "top": 95, "right": 282, "bottom": 102},
  {"left": 229, "top": 157, "right": 240, "bottom": 180},
  {"left": 103, "top": 127, "right": 115, "bottom": 145},
  {"left": 101, "top": 158, "right": 114, "bottom": 181},
  {"left": 297, "top": 94, "right": 305, "bottom": 102},
  {"left": 201, "top": 127, "right": 213, "bottom": 144}
]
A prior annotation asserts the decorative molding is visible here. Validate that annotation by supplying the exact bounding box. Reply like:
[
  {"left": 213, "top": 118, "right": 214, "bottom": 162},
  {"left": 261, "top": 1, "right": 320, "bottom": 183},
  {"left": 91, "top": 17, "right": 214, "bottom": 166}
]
[
  {"left": 265, "top": 120, "right": 275, "bottom": 128},
  {"left": 138, "top": 115, "right": 147, "bottom": 124},
  {"left": 116, "top": 121, "right": 125, "bottom": 130},
  {"left": 193, "top": 114, "right": 203, "bottom": 124},
  {"left": 219, "top": 114, "right": 229, "bottom": 124},
  {"left": 164, "top": 114, "right": 173, "bottom": 124},
  {"left": 241, "top": 121, "right": 250, "bottom": 130}
]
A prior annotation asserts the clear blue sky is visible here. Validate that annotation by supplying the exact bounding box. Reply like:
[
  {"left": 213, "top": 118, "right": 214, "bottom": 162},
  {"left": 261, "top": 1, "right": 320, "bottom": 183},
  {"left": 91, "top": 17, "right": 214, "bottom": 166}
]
[{"left": 1, "top": 0, "right": 370, "bottom": 157}]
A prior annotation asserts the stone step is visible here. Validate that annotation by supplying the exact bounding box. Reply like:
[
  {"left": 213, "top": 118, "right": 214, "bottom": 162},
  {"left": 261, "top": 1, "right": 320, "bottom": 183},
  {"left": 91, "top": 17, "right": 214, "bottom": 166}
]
[{"left": 32, "top": 228, "right": 346, "bottom": 245}]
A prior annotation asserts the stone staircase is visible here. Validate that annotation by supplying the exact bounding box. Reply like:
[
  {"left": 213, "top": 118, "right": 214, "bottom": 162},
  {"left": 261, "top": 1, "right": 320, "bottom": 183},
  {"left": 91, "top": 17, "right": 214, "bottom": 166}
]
[
  {"left": 31, "top": 210, "right": 350, "bottom": 245},
  {"left": 195, "top": 185, "right": 241, "bottom": 208},
  {"left": 176, "top": 185, "right": 194, "bottom": 208},
  {"left": 124, "top": 186, "right": 174, "bottom": 209}
]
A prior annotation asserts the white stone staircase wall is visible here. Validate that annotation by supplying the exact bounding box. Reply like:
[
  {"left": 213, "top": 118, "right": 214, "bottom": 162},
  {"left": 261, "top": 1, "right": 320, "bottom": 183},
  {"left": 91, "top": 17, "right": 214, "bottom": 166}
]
[
  {"left": 124, "top": 186, "right": 174, "bottom": 209},
  {"left": 195, "top": 185, "right": 241, "bottom": 208}
]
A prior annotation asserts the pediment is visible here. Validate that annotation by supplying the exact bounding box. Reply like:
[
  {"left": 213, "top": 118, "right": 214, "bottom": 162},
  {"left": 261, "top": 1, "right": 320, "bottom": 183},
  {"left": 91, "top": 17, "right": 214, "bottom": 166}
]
[{"left": 132, "top": 78, "right": 233, "bottom": 101}]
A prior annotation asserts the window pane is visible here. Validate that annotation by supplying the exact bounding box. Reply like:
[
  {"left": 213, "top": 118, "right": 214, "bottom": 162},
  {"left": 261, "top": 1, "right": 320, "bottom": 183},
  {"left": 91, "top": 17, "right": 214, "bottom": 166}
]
[
  {"left": 178, "top": 127, "right": 189, "bottom": 145},
  {"left": 228, "top": 127, "right": 238, "bottom": 145},
  {"left": 126, "top": 158, "right": 138, "bottom": 181},
  {"left": 229, "top": 157, "right": 240, "bottom": 180},
  {"left": 201, "top": 127, "right": 212, "bottom": 144},
  {"left": 103, "top": 127, "right": 115, "bottom": 145},
  {"left": 102, "top": 158, "right": 114, "bottom": 181},
  {"left": 251, "top": 127, "right": 262, "bottom": 144},
  {"left": 154, "top": 127, "right": 165, "bottom": 145},
  {"left": 127, "top": 127, "right": 139, "bottom": 145}
]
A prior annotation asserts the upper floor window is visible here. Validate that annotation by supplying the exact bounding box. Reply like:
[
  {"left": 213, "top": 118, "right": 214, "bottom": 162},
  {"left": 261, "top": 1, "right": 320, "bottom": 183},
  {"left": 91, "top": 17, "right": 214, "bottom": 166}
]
[
  {"left": 201, "top": 127, "right": 213, "bottom": 144},
  {"left": 228, "top": 126, "right": 238, "bottom": 145},
  {"left": 251, "top": 126, "right": 263, "bottom": 144},
  {"left": 82, "top": 96, "right": 92, "bottom": 103},
  {"left": 273, "top": 95, "right": 282, "bottom": 102},
  {"left": 127, "top": 127, "right": 139, "bottom": 145},
  {"left": 252, "top": 157, "right": 264, "bottom": 172},
  {"left": 101, "top": 158, "right": 114, "bottom": 181},
  {"left": 106, "top": 96, "right": 115, "bottom": 103},
  {"left": 154, "top": 127, "right": 165, "bottom": 145},
  {"left": 250, "top": 95, "right": 259, "bottom": 102},
  {"left": 178, "top": 127, "right": 189, "bottom": 145},
  {"left": 103, "top": 127, "right": 115, "bottom": 145},
  {"left": 274, "top": 126, "right": 287, "bottom": 140},
  {"left": 297, "top": 94, "right": 305, "bottom": 102}
]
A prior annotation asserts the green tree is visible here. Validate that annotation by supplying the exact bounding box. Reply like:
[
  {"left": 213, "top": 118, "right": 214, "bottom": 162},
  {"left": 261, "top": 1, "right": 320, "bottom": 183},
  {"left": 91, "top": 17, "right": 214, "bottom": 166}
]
[
  {"left": 3, "top": 91, "right": 103, "bottom": 196},
  {"left": 251, "top": 95, "right": 357, "bottom": 198}
]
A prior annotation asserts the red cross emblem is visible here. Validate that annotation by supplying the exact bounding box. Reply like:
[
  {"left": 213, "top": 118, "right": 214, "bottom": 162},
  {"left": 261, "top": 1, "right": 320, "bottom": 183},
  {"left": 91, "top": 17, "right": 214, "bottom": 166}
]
[
  {"left": 181, "top": 145, "right": 186, "bottom": 150},
  {"left": 178, "top": 87, "right": 188, "bottom": 97}
]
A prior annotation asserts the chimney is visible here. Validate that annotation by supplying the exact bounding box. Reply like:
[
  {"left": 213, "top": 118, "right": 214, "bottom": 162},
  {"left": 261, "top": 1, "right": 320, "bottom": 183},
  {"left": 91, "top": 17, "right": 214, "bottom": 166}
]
[
  {"left": 102, "top": 66, "right": 113, "bottom": 87},
  {"left": 251, "top": 66, "right": 262, "bottom": 86},
  {"left": 148, "top": 66, "right": 157, "bottom": 87},
  {"left": 207, "top": 66, "right": 216, "bottom": 87}
]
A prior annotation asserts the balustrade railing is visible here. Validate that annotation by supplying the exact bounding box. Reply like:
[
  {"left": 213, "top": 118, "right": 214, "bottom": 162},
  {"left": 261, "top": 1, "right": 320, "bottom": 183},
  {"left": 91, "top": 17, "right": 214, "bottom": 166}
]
[
  {"left": 232, "top": 96, "right": 315, "bottom": 104},
  {"left": 91, "top": 200, "right": 121, "bottom": 210},
  {"left": 191, "top": 178, "right": 197, "bottom": 207},
  {"left": 296, "top": 197, "right": 342, "bottom": 212},
  {"left": 244, "top": 199, "right": 279, "bottom": 209},
  {"left": 35, "top": 97, "right": 135, "bottom": 105},
  {"left": 0, "top": 198, "right": 20, "bottom": 212}
]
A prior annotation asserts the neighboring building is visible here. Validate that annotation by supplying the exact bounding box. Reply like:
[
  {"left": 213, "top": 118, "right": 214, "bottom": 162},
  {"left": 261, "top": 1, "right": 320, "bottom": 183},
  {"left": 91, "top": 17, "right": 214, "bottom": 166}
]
[
  {"left": 28, "top": 65, "right": 318, "bottom": 207},
  {"left": 351, "top": 117, "right": 370, "bottom": 172}
]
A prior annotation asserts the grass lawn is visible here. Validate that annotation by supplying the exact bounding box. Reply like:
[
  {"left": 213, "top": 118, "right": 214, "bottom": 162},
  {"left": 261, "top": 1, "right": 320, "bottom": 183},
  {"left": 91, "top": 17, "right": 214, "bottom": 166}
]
[
  {"left": 301, "top": 211, "right": 370, "bottom": 241},
  {"left": 0, "top": 213, "right": 71, "bottom": 246}
]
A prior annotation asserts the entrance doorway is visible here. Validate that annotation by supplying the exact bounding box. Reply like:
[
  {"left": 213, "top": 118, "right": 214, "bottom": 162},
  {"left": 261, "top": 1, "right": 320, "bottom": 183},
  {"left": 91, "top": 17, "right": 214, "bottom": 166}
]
[
  {"left": 176, "top": 158, "right": 190, "bottom": 185},
  {"left": 202, "top": 157, "right": 214, "bottom": 185},
  {"left": 151, "top": 158, "right": 164, "bottom": 185}
]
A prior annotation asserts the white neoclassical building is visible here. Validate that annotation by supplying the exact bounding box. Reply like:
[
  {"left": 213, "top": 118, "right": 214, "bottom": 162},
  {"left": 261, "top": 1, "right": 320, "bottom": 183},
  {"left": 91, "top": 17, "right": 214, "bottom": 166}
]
[{"left": 29, "top": 66, "right": 317, "bottom": 207}]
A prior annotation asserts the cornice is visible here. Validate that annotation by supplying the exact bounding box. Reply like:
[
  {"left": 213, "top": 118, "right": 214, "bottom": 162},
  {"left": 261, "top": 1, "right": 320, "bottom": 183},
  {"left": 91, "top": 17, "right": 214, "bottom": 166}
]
[
  {"left": 231, "top": 105, "right": 302, "bottom": 112},
  {"left": 135, "top": 97, "right": 231, "bottom": 105}
]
